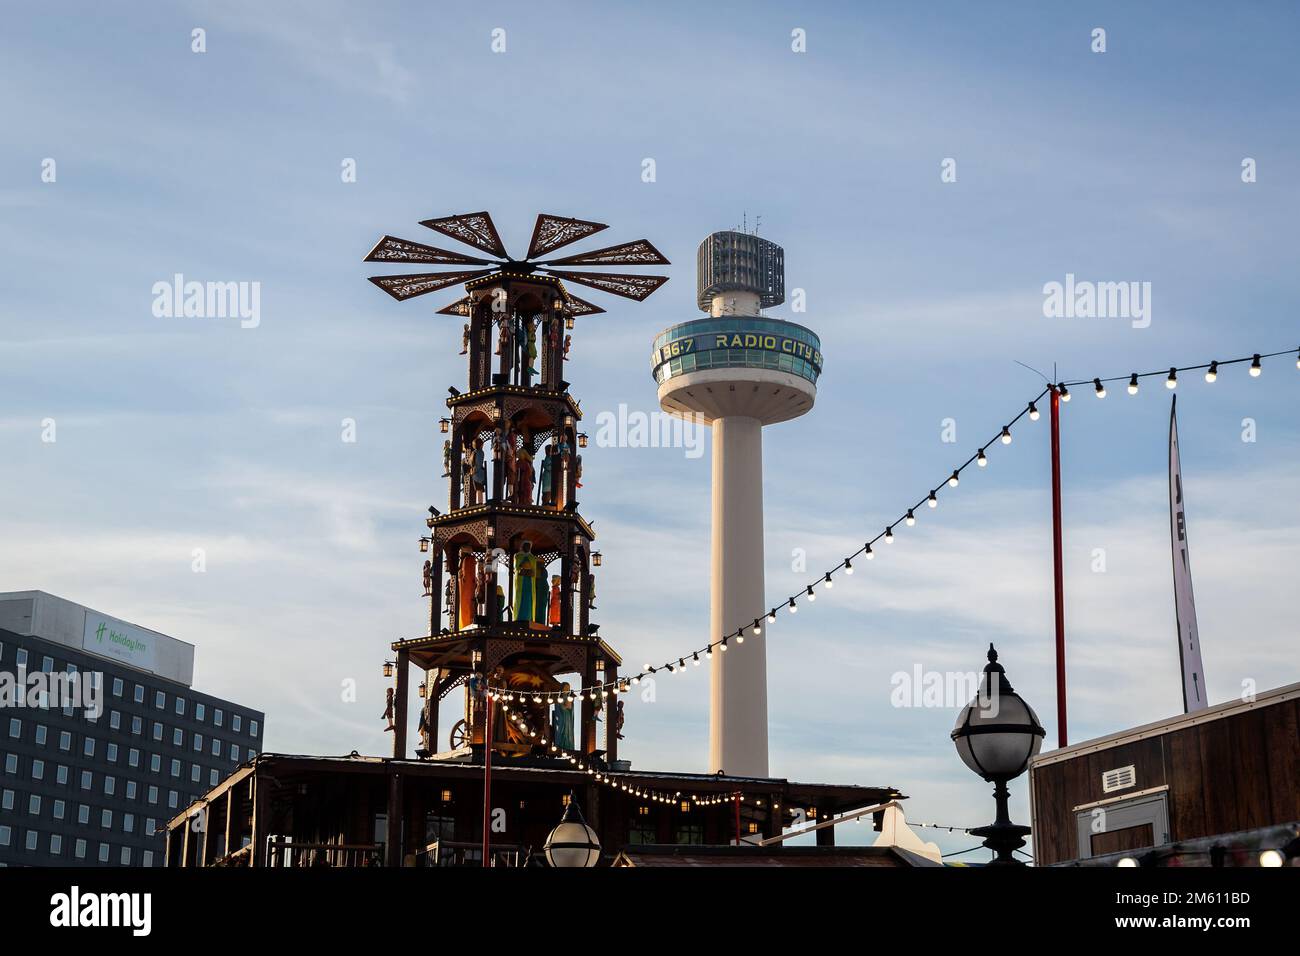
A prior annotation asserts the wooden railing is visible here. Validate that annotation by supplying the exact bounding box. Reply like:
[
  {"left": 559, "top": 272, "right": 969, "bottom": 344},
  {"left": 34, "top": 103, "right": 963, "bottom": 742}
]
[{"left": 266, "top": 838, "right": 384, "bottom": 868}]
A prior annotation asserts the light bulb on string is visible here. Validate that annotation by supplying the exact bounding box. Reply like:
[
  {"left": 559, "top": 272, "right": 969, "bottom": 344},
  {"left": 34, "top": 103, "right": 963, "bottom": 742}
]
[
  {"left": 1167, "top": 368, "right": 1177, "bottom": 389},
  {"left": 1250, "top": 354, "right": 1262, "bottom": 377},
  {"left": 788, "top": 597, "right": 797, "bottom": 614},
  {"left": 1028, "top": 401, "right": 1039, "bottom": 421},
  {"left": 864, "top": 544, "right": 874, "bottom": 560},
  {"left": 823, "top": 572, "right": 833, "bottom": 589},
  {"left": 948, "top": 470, "right": 959, "bottom": 487},
  {"left": 1127, "top": 373, "right": 1139, "bottom": 395},
  {"left": 1205, "top": 361, "right": 1218, "bottom": 383},
  {"left": 752, "top": 619, "right": 762, "bottom": 635},
  {"left": 1000, "top": 426, "right": 1012, "bottom": 445},
  {"left": 905, "top": 509, "right": 915, "bottom": 526},
  {"left": 767, "top": 608, "right": 777, "bottom": 622},
  {"left": 1059, "top": 383, "right": 1071, "bottom": 402},
  {"left": 977, "top": 448, "right": 987, "bottom": 467},
  {"left": 885, "top": 526, "right": 895, "bottom": 543},
  {"left": 928, "top": 490, "right": 938, "bottom": 508},
  {"left": 844, "top": 558, "right": 853, "bottom": 575},
  {"left": 806, "top": 585, "right": 816, "bottom": 602},
  {"left": 1093, "top": 378, "right": 1106, "bottom": 398}
]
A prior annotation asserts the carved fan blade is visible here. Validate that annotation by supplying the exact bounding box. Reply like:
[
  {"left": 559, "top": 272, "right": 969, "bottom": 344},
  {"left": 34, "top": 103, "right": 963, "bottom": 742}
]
[
  {"left": 562, "top": 294, "right": 606, "bottom": 317},
  {"left": 364, "top": 235, "right": 492, "bottom": 265},
  {"left": 542, "top": 270, "right": 669, "bottom": 301},
  {"left": 436, "top": 295, "right": 472, "bottom": 316},
  {"left": 367, "top": 270, "right": 493, "bottom": 302},
  {"left": 541, "top": 239, "right": 670, "bottom": 268},
  {"left": 526, "top": 214, "right": 609, "bottom": 260},
  {"left": 418, "top": 212, "right": 509, "bottom": 259}
]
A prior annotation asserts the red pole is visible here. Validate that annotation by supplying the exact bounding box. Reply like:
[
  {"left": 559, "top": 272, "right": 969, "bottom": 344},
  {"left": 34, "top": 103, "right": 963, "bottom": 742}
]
[
  {"left": 734, "top": 793, "right": 741, "bottom": 846},
  {"left": 482, "top": 694, "right": 493, "bottom": 867},
  {"left": 1049, "top": 388, "right": 1068, "bottom": 748}
]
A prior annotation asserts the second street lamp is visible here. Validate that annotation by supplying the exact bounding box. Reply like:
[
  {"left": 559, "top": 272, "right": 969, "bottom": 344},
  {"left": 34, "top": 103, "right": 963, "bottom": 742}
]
[{"left": 951, "top": 643, "right": 1045, "bottom": 866}]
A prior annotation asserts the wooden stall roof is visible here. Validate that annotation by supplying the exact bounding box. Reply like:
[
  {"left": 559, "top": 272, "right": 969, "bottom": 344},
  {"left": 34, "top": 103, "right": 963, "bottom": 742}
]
[
  {"left": 166, "top": 751, "right": 905, "bottom": 831},
  {"left": 613, "top": 844, "right": 940, "bottom": 867},
  {"left": 1030, "top": 681, "right": 1300, "bottom": 769}
]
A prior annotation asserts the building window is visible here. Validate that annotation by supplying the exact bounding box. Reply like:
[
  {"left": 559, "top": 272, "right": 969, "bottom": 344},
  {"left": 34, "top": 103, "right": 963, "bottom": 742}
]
[
  {"left": 56, "top": 765, "right": 67, "bottom": 785},
  {"left": 103, "top": 776, "right": 116, "bottom": 797},
  {"left": 125, "top": 780, "right": 137, "bottom": 800},
  {"left": 34, "top": 724, "right": 47, "bottom": 746},
  {"left": 110, "top": 711, "right": 121, "bottom": 730},
  {"left": 123, "top": 813, "right": 134, "bottom": 834},
  {"left": 209, "top": 768, "right": 219, "bottom": 786},
  {"left": 26, "top": 830, "right": 38, "bottom": 851},
  {"left": 173, "top": 728, "right": 183, "bottom": 747},
  {"left": 1, "top": 790, "right": 12, "bottom": 811},
  {"left": 213, "top": 709, "right": 223, "bottom": 728},
  {"left": 75, "top": 839, "right": 86, "bottom": 859},
  {"left": 168, "top": 791, "right": 178, "bottom": 809},
  {"left": 31, "top": 759, "right": 44, "bottom": 781},
  {"left": 627, "top": 822, "right": 657, "bottom": 845},
  {"left": 169, "top": 759, "right": 180, "bottom": 778},
  {"left": 98, "top": 843, "right": 109, "bottom": 863},
  {"left": 78, "top": 805, "right": 89, "bottom": 825},
  {"left": 28, "top": 794, "right": 40, "bottom": 815},
  {"left": 50, "top": 833, "right": 62, "bottom": 856},
  {"left": 7, "top": 717, "right": 20, "bottom": 739},
  {"left": 232, "top": 714, "right": 242, "bottom": 733},
  {"left": 53, "top": 799, "right": 65, "bottom": 820},
  {"left": 155, "top": 690, "right": 165, "bottom": 710},
  {"left": 3, "top": 754, "right": 15, "bottom": 775},
  {"left": 249, "top": 719, "right": 259, "bottom": 738},
  {"left": 147, "top": 786, "right": 158, "bottom": 804},
  {"left": 112, "top": 677, "right": 123, "bottom": 697},
  {"left": 128, "top": 748, "right": 140, "bottom": 768},
  {"left": 143, "top": 850, "right": 154, "bottom": 867},
  {"left": 146, "top": 818, "right": 156, "bottom": 836},
  {"left": 0, "top": 826, "right": 9, "bottom": 847},
  {"left": 16, "top": 648, "right": 28, "bottom": 669},
  {"left": 83, "top": 737, "right": 95, "bottom": 758},
  {"left": 59, "top": 730, "right": 71, "bottom": 751},
  {"left": 229, "top": 743, "right": 239, "bottom": 762},
  {"left": 151, "top": 721, "right": 161, "bottom": 741},
  {"left": 193, "top": 733, "right": 203, "bottom": 752},
  {"left": 210, "top": 739, "right": 220, "bottom": 757},
  {"left": 190, "top": 765, "right": 200, "bottom": 783},
  {"left": 150, "top": 754, "right": 160, "bottom": 773},
  {"left": 133, "top": 685, "right": 144, "bottom": 704},
  {"left": 106, "top": 743, "right": 118, "bottom": 763},
  {"left": 175, "top": 697, "right": 186, "bottom": 716},
  {"left": 132, "top": 716, "right": 142, "bottom": 736},
  {"left": 674, "top": 824, "right": 704, "bottom": 845},
  {"left": 41, "top": 655, "right": 53, "bottom": 672},
  {"left": 101, "top": 809, "right": 112, "bottom": 830},
  {"left": 120, "top": 846, "right": 131, "bottom": 866},
  {"left": 80, "top": 770, "right": 92, "bottom": 790}
]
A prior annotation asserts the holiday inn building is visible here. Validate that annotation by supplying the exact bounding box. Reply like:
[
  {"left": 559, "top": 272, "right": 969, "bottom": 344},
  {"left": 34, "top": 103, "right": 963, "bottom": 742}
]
[{"left": 0, "top": 590, "right": 264, "bottom": 867}]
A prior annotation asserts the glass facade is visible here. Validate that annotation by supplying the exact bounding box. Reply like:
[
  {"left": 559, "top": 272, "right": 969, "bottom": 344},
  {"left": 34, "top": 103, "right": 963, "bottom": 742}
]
[
  {"left": 651, "top": 317, "right": 822, "bottom": 387},
  {"left": 0, "top": 630, "right": 264, "bottom": 868}
]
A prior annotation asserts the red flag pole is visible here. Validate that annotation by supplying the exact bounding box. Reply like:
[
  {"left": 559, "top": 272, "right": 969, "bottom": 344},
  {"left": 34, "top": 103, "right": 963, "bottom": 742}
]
[
  {"left": 1049, "top": 387, "right": 1068, "bottom": 748},
  {"left": 482, "top": 694, "right": 493, "bottom": 867}
]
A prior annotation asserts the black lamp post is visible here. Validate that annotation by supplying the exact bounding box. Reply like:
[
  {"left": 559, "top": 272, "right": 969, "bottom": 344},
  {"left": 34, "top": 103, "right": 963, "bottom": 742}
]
[{"left": 951, "top": 644, "right": 1045, "bottom": 866}]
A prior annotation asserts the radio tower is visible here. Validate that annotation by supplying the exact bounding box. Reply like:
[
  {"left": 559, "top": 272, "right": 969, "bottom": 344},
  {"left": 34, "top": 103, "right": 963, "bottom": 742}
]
[{"left": 651, "top": 230, "right": 822, "bottom": 776}]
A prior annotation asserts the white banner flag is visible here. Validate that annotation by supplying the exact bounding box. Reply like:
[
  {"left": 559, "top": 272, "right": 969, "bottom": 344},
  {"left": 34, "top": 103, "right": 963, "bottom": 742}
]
[{"left": 1169, "top": 396, "right": 1207, "bottom": 712}]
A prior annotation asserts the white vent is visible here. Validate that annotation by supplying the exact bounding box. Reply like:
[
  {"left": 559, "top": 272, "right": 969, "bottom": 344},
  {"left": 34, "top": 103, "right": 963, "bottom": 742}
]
[{"left": 1101, "top": 765, "right": 1136, "bottom": 793}]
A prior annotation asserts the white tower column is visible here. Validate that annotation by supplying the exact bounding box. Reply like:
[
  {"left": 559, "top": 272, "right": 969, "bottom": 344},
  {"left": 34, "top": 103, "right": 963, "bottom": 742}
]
[{"left": 709, "top": 415, "right": 768, "bottom": 777}]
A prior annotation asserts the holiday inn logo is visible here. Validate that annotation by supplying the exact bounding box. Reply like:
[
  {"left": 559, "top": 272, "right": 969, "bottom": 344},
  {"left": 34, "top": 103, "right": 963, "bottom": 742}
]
[{"left": 93, "top": 621, "right": 149, "bottom": 656}]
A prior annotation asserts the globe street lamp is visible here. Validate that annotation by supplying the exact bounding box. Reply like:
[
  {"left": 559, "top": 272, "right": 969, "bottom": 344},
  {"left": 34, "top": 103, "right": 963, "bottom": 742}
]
[
  {"left": 544, "top": 794, "right": 601, "bottom": 867},
  {"left": 951, "top": 644, "right": 1046, "bottom": 866}
]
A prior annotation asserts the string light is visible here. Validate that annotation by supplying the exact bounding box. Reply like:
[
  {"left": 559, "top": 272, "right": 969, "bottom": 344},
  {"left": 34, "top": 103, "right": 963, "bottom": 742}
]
[
  {"left": 948, "top": 470, "right": 960, "bottom": 487},
  {"left": 1093, "top": 378, "right": 1106, "bottom": 398},
  {"left": 1250, "top": 353, "right": 1262, "bottom": 377},
  {"left": 472, "top": 345, "right": 1292, "bottom": 705},
  {"left": 823, "top": 572, "right": 833, "bottom": 589}
]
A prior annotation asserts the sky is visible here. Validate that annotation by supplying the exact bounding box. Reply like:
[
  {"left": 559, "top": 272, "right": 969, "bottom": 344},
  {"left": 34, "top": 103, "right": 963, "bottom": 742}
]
[{"left": 2, "top": 0, "right": 1298, "bottom": 861}]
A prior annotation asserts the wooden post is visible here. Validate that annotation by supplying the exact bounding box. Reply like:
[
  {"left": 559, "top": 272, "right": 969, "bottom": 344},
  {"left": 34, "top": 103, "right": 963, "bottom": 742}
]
[
  {"left": 386, "top": 768, "right": 404, "bottom": 867},
  {"left": 394, "top": 648, "right": 409, "bottom": 759},
  {"left": 481, "top": 693, "right": 494, "bottom": 867},
  {"left": 224, "top": 788, "right": 234, "bottom": 864},
  {"left": 605, "top": 665, "right": 619, "bottom": 764},
  {"left": 579, "top": 652, "right": 598, "bottom": 754},
  {"left": 1050, "top": 387, "right": 1068, "bottom": 748}
]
